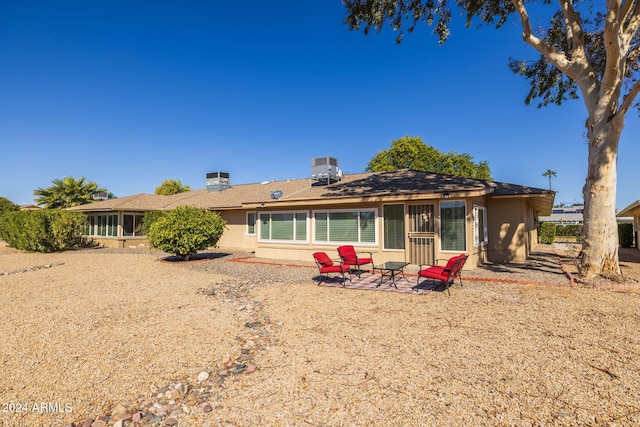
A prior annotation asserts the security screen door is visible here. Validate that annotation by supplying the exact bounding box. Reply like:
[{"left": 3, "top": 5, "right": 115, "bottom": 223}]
[{"left": 408, "top": 204, "right": 435, "bottom": 265}]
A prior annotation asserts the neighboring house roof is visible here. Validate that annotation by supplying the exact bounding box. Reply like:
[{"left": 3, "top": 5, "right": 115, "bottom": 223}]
[
  {"left": 618, "top": 200, "right": 640, "bottom": 218},
  {"left": 68, "top": 169, "right": 555, "bottom": 215}
]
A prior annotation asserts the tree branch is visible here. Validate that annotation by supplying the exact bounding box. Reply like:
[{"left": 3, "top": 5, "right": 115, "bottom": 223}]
[
  {"left": 559, "top": 0, "right": 586, "bottom": 57},
  {"left": 510, "top": 0, "right": 571, "bottom": 71},
  {"left": 621, "top": 0, "right": 640, "bottom": 45},
  {"left": 602, "top": 0, "right": 625, "bottom": 94},
  {"left": 619, "top": 78, "right": 640, "bottom": 116}
]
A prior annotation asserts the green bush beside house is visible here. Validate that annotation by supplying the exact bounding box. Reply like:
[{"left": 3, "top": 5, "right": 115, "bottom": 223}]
[
  {"left": 0, "top": 210, "right": 87, "bottom": 252},
  {"left": 144, "top": 206, "right": 227, "bottom": 260}
]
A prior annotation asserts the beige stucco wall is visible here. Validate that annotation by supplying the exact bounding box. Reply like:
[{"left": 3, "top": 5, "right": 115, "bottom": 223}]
[
  {"left": 82, "top": 195, "right": 537, "bottom": 268},
  {"left": 252, "top": 199, "right": 480, "bottom": 269},
  {"left": 217, "top": 210, "right": 258, "bottom": 251},
  {"left": 486, "top": 197, "right": 532, "bottom": 263},
  {"left": 89, "top": 237, "right": 149, "bottom": 249}
]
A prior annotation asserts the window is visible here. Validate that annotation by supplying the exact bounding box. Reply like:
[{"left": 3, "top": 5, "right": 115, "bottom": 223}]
[
  {"left": 258, "top": 212, "right": 307, "bottom": 242},
  {"left": 313, "top": 209, "right": 377, "bottom": 244},
  {"left": 83, "top": 215, "right": 96, "bottom": 236},
  {"left": 247, "top": 212, "right": 256, "bottom": 235},
  {"left": 91, "top": 213, "right": 118, "bottom": 237},
  {"left": 123, "top": 213, "right": 145, "bottom": 237},
  {"left": 440, "top": 201, "right": 466, "bottom": 251},
  {"left": 473, "top": 205, "right": 487, "bottom": 246},
  {"left": 383, "top": 204, "right": 405, "bottom": 250}
]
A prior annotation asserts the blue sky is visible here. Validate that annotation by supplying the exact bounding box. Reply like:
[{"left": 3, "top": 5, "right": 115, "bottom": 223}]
[{"left": 2, "top": 1, "right": 638, "bottom": 210}]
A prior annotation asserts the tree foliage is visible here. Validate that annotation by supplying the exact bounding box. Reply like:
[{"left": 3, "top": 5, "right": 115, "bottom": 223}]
[
  {"left": 367, "top": 135, "right": 492, "bottom": 180},
  {"left": 0, "top": 210, "right": 87, "bottom": 252},
  {"left": 0, "top": 197, "right": 20, "bottom": 215},
  {"left": 344, "top": 0, "right": 640, "bottom": 280},
  {"left": 34, "top": 177, "right": 109, "bottom": 209},
  {"left": 154, "top": 179, "right": 192, "bottom": 195},
  {"left": 145, "top": 206, "right": 227, "bottom": 260}
]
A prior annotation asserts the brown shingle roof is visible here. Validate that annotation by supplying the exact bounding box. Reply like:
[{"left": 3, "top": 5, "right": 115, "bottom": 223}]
[{"left": 68, "top": 169, "right": 554, "bottom": 214}]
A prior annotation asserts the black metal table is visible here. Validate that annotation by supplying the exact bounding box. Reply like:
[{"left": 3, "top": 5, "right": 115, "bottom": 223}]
[{"left": 375, "top": 262, "right": 409, "bottom": 288}]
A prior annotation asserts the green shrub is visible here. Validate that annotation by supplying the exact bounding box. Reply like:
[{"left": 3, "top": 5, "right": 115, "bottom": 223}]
[
  {"left": 142, "top": 210, "right": 167, "bottom": 235},
  {"left": 555, "top": 224, "right": 583, "bottom": 238},
  {"left": 618, "top": 223, "right": 634, "bottom": 248},
  {"left": 0, "top": 197, "right": 20, "bottom": 215},
  {"left": 0, "top": 210, "right": 87, "bottom": 252},
  {"left": 146, "top": 206, "right": 227, "bottom": 260},
  {"left": 538, "top": 222, "right": 556, "bottom": 244}
]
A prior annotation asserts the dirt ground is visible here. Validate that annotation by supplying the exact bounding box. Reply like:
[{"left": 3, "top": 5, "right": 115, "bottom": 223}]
[{"left": 1, "top": 241, "right": 639, "bottom": 426}]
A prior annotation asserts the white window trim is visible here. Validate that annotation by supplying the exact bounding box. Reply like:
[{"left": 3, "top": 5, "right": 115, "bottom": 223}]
[
  {"left": 382, "top": 204, "right": 405, "bottom": 251},
  {"left": 473, "top": 204, "right": 488, "bottom": 247},
  {"left": 257, "top": 210, "right": 309, "bottom": 244},
  {"left": 311, "top": 208, "right": 378, "bottom": 246},
  {"left": 246, "top": 211, "right": 256, "bottom": 236},
  {"left": 439, "top": 200, "right": 467, "bottom": 253},
  {"left": 122, "top": 212, "right": 145, "bottom": 237}
]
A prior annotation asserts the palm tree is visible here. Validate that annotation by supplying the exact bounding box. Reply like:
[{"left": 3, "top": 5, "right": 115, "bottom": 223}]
[
  {"left": 34, "top": 177, "right": 108, "bottom": 209},
  {"left": 542, "top": 169, "right": 557, "bottom": 191}
]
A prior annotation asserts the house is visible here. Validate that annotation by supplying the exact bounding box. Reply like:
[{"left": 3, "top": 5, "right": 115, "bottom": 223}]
[
  {"left": 538, "top": 205, "right": 584, "bottom": 225},
  {"left": 69, "top": 163, "right": 555, "bottom": 269},
  {"left": 617, "top": 201, "right": 640, "bottom": 249}
]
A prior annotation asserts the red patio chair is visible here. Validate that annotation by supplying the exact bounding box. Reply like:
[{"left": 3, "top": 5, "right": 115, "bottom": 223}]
[
  {"left": 337, "top": 245, "right": 374, "bottom": 277},
  {"left": 414, "top": 254, "right": 468, "bottom": 294},
  {"left": 313, "top": 252, "right": 351, "bottom": 286}
]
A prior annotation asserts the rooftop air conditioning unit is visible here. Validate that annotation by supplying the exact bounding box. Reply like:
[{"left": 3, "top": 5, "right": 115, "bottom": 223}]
[
  {"left": 206, "top": 171, "right": 230, "bottom": 192},
  {"left": 311, "top": 156, "right": 340, "bottom": 185},
  {"left": 93, "top": 191, "right": 109, "bottom": 201}
]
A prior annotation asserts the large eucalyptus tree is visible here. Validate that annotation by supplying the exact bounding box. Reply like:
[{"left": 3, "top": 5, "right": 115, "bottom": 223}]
[{"left": 343, "top": 0, "right": 640, "bottom": 280}]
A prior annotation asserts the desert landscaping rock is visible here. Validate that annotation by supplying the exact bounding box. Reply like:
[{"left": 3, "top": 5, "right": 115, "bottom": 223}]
[{"left": 1, "top": 241, "right": 640, "bottom": 426}]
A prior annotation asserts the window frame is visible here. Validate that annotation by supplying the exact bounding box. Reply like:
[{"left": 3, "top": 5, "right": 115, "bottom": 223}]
[
  {"left": 85, "top": 213, "right": 118, "bottom": 237},
  {"left": 312, "top": 208, "right": 378, "bottom": 246},
  {"left": 473, "top": 204, "right": 488, "bottom": 247},
  {"left": 439, "top": 200, "right": 466, "bottom": 252},
  {"left": 383, "top": 204, "right": 405, "bottom": 250},
  {"left": 257, "top": 210, "right": 308, "bottom": 243},
  {"left": 122, "top": 212, "right": 145, "bottom": 237},
  {"left": 246, "top": 212, "right": 256, "bottom": 236}
]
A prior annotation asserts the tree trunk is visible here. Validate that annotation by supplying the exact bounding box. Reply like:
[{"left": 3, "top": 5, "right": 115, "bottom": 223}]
[{"left": 579, "top": 114, "right": 623, "bottom": 280}]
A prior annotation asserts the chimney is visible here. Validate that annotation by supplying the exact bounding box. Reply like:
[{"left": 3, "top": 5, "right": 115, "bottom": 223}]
[{"left": 206, "top": 172, "right": 230, "bottom": 192}]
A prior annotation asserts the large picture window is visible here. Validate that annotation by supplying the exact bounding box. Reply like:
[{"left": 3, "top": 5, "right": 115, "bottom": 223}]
[
  {"left": 383, "top": 204, "right": 405, "bottom": 250},
  {"left": 473, "top": 205, "right": 487, "bottom": 247},
  {"left": 313, "top": 209, "right": 377, "bottom": 244},
  {"left": 259, "top": 212, "right": 307, "bottom": 242},
  {"left": 440, "top": 201, "right": 466, "bottom": 251}
]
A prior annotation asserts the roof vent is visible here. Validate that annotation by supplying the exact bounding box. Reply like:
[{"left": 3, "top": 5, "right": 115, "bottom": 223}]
[
  {"left": 206, "top": 172, "right": 230, "bottom": 192},
  {"left": 311, "top": 156, "right": 341, "bottom": 185}
]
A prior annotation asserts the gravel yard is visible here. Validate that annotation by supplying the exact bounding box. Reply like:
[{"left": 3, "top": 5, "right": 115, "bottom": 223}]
[{"left": 1, "top": 242, "right": 639, "bottom": 426}]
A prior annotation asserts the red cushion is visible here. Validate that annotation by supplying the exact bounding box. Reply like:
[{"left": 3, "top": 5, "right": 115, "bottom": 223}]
[
  {"left": 313, "top": 252, "right": 333, "bottom": 267},
  {"left": 418, "top": 266, "right": 447, "bottom": 280},
  {"left": 321, "top": 264, "right": 349, "bottom": 274},
  {"left": 444, "top": 255, "right": 460, "bottom": 269}
]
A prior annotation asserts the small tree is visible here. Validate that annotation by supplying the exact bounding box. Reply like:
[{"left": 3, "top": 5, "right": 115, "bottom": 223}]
[
  {"left": 146, "top": 206, "right": 226, "bottom": 260},
  {"left": 155, "top": 179, "right": 192, "bottom": 195}
]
